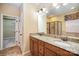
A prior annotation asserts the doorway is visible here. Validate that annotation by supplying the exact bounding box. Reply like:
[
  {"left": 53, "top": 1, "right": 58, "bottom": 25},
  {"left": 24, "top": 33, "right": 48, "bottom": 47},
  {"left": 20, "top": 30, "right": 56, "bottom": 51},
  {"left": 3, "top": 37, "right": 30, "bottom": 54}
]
[{"left": 0, "top": 14, "right": 20, "bottom": 50}]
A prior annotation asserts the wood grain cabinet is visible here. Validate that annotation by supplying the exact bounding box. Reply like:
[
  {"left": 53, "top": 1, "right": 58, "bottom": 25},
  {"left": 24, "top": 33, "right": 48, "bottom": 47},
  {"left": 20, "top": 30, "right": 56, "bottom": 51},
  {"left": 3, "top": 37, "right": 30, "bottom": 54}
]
[
  {"left": 65, "top": 12, "right": 79, "bottom": 21},
  {"left": 38, "top": 40, "right": 44, "bottom": 56},
  {"left": 30, "top": 37, "right": 39, "bottom": 56},
  {"left": 30, "top": 38, "right": 34, "bottom": 55},
  {"left": 45, "top": 42, "right": 74, "bottom": 56},
  {"left": 47, "top": 21, "right": 62, "bottom": 35},
  {"left": 30, "top": 36, "right": 75, "bottom": 56},
  {"left": 44, "top": 48, "right": 57, "bottom": 56}
]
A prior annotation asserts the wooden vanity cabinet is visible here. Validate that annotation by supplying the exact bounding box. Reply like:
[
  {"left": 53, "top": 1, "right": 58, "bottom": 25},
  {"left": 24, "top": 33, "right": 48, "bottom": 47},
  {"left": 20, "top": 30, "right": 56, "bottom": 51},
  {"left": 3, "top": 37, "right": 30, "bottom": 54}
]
[
  {"left": 38, "top": 40, "right": 44, "bottom": 56},
  {"left": 65, "top": 12, "right": 79, "bottom": 21},
  {"left": 45, "top": 42, "right": 74, "bottom": 56},
  {"left": 30, "top": 36, "right": 75, "bottom": 56},
  {"left": 30, "top": 36, "right": 39, "bottom": 56},
  {"left": 44, "top": 48, "right": 57, "bottom": 56},
  {"left": 30, "top": 36, "right": 44, "bottom": 56},
  {"left": 30, "top": 37, "right": 34, "bottom": 55}
]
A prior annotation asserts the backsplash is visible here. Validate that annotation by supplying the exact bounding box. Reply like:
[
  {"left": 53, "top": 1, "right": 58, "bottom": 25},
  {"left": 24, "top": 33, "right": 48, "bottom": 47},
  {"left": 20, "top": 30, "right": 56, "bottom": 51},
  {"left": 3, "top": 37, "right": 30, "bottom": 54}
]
[{"left": 66, "top": 32, "right": 79, "bottom": 37}]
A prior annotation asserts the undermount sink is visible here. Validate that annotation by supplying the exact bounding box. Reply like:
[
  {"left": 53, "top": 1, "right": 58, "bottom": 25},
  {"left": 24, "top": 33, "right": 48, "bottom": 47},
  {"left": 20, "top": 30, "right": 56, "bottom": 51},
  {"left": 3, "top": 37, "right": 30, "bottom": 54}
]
[{"left": 54, "top": 41, "right": 71, "bottom": 47}]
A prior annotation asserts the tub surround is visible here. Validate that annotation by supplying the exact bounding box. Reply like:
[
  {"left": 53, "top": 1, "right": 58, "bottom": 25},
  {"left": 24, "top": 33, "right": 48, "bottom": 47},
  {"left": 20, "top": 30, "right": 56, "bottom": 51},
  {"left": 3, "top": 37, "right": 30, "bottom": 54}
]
[{"left": 30, "top": 33, "right": 79, "bottom": 55}]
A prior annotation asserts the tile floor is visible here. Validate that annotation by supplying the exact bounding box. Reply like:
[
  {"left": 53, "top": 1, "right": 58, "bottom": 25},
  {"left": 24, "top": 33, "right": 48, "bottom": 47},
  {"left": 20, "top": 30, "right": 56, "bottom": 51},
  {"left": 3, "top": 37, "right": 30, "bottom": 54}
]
[{"left": 0, "top": 46, "right": 22, "bottom": 56}]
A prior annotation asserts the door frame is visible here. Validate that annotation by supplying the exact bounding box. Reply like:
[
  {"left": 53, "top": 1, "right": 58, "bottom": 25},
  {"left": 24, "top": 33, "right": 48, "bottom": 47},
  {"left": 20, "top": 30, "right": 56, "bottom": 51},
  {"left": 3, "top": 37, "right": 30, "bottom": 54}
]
[{"left": 0, "top": 13, "right": 19, "bottom": 50}]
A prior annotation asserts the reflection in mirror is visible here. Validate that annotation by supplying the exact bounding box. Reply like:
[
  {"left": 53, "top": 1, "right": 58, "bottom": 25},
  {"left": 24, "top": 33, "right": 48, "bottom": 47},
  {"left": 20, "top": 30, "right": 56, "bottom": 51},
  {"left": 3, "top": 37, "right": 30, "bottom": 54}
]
[{"left": 46, "top": 3, "right": 79, "bottom": 38}]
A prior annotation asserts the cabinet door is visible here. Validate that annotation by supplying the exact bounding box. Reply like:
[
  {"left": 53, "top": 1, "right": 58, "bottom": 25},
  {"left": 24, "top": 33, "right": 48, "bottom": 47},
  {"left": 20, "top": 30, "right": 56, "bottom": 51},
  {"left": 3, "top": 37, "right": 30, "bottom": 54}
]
[
  {"left": 57, "top": 22, "right": 62, "bottom": 35},
  {"left": 38, "top": 40, "right": 44, "bottom": 56},
  {"left": 77, "top": 12, "right": 79, "bottom": 19},
  {"left": 49, "top": 22, "right": 55, "bottom": 34},
  {"left": 30, "top": 37, "right": 39, "bottom": 56},
  {"left": 33, "top": 39, "right": 39, "bottom": 56},
  {"left": 30, "top": 38, "right": 34, "bottom": 55},
  {"left": 45, "top": 48, "right": 57, "bottom": 56},
  {"left": 47, "top": 22, "right": 50, "bottom": 34},
  {"left": 39, "top": 44, "right": 44, "bottom": 55}
]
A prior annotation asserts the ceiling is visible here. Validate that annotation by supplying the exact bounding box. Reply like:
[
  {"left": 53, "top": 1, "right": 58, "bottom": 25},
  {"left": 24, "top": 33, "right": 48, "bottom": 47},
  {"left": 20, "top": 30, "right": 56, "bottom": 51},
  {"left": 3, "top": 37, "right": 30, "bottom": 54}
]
[
  {"left": 0, "top": 3, "right": 79, "bottom": 17},
  {"left": 47, "top": 3, "right": 79, "bottom": 16},
  {"left": 33, "top": 3, "right": 79, "bottom": 16}
]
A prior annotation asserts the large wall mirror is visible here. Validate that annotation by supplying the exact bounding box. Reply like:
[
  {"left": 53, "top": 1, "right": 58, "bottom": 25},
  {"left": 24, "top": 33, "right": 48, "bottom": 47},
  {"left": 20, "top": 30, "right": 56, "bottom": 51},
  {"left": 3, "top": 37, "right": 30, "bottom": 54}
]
[{"left": 46, "top": 3, "right": 79, "bottom": 37}]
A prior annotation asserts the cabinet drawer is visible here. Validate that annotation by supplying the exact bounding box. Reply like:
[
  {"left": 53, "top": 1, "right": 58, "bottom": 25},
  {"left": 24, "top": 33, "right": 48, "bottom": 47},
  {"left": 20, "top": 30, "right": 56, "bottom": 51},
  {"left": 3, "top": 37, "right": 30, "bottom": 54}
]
[
  {"left": 39, "top": 45, "right": 44, "bottom": 55},
  {"left": 45, "top": 42, "right": 74, "bottom": 56},
  {"left": 45, "top": 48, "right": 57, "bottom": 56}
]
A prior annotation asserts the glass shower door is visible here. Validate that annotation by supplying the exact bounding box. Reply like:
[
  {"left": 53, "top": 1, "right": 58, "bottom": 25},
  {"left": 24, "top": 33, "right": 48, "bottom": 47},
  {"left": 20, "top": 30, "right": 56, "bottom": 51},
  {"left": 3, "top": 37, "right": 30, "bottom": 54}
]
[{"left": 3, "top": 15, "right": 16, "bottom": 49}]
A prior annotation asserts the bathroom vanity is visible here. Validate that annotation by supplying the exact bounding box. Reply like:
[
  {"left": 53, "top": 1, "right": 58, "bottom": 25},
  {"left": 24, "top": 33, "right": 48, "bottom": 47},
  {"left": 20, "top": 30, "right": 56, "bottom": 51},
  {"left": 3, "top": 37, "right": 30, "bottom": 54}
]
[{"left": 30, "top": 34, "right": 79, "bottom": 56}]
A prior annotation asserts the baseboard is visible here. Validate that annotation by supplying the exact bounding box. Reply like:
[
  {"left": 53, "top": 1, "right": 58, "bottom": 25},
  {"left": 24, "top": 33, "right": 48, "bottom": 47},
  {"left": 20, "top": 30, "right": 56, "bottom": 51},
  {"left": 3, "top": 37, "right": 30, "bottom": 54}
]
[{"left": 22, "top": 50, "right": 31, "bottom": 56}]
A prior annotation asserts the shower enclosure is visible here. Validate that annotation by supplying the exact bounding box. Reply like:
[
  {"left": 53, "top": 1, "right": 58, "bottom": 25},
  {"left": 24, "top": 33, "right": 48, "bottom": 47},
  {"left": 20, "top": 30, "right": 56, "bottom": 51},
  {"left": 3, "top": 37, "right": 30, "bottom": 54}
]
[
  {"left": 3, "top": 15, "right": 16, "bottom": 49},
  {"left": 0, "top": 14, "right": 22, "bottom": 50}
]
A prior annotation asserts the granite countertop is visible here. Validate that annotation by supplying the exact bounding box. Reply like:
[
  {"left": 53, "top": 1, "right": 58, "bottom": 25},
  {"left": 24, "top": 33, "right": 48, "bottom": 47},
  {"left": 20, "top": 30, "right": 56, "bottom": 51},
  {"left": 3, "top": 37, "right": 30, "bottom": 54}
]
[{"left": 30, "top": 34, "right": 79, "bottom": 55}]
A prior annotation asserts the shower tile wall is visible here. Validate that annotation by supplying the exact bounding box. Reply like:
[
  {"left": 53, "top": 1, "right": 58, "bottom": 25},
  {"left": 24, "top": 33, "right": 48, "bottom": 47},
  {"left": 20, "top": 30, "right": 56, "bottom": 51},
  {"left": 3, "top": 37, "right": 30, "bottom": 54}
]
[{"left": 3, "top": 19, "right": 15, "bottom": 49}]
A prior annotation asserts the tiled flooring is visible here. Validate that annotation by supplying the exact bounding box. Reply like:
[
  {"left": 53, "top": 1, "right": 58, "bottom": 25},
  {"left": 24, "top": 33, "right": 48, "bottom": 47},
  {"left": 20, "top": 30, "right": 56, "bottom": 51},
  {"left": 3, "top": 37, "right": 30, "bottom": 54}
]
[{"left": 0, "top": 46, "right": 22, "bottom": 56}]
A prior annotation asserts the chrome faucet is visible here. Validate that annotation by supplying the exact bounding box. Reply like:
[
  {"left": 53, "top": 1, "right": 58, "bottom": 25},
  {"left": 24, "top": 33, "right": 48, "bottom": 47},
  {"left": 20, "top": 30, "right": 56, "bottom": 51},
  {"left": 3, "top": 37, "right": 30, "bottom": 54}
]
[{"left": 61, "top": 36, "right": 68, "bottom": 41}]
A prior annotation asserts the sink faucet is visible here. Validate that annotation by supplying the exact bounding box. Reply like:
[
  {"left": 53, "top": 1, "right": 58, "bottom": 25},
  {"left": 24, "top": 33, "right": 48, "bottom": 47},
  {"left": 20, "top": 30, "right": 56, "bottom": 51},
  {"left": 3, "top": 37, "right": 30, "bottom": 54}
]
[
  {"left": 37, "top": 33, "right": 44, "bottom": 36},
  {"left": 61, "top": 36, "right": 68, "bottom": 41}
]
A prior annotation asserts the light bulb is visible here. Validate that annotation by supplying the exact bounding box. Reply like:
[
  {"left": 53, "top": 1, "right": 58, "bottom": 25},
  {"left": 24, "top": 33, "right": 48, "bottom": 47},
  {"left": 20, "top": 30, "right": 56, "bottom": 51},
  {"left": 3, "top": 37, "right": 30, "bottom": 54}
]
[
  {"left": 56, "top": 6, "right": 60, "bottom": 9},
  {"left": 63, "top": 3, "right": 68, "bottom": 5},
  {"left": 46, "top": 11, "right": 48, "bottom": 13},
  {"left": 53, "top": 3, "right": 58, "bottom": 7},
  {"left": 71, "top": 7, "right": 75, "bottom": 10},
  {"left": 39, "top": 10, "right": 42, "bottom": 14},
  {"left": 42, "top": 8, "right": 46, "bottom": 12}
]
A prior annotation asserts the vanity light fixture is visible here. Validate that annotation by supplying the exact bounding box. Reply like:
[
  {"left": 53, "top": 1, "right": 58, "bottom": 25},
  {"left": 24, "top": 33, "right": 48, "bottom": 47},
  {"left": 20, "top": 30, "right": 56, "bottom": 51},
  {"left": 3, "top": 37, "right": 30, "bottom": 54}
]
[
  {"left": 42, "top": 8, "right": 48, "bottom": 13},
  {"left": 42, "top": 8, "right": 46, "bottom": 12},
  {"left": 36, "top": 8, "right": 48, "bottom": 15},
  {"left": 39, "top": 10, "right": 42, "bottom": 14}
]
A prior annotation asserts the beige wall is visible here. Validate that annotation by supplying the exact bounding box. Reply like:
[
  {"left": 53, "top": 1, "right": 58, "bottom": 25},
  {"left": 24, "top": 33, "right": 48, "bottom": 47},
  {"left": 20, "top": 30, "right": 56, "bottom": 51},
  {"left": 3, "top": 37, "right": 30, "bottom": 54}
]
[
  {"left": 0, "top": 4, "right": 20, "bottom": 16},
  {"left": 23, "top": 4, "right": 38, "bottom": 53}
]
